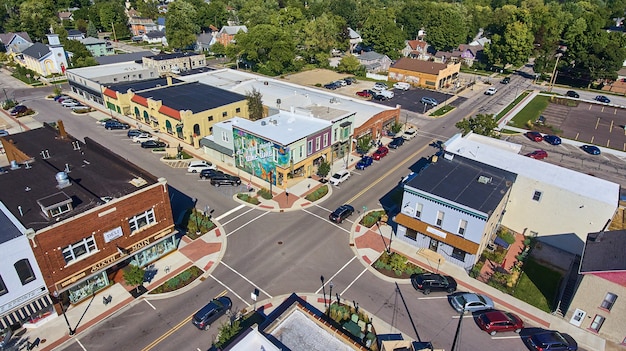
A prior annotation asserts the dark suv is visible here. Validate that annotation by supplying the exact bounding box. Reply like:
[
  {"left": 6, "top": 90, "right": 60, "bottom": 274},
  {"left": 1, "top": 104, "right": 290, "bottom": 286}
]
[
  {"left": 328, "top": 204, "right": 355, "bottom": 223},
  {"left": 200, "top": 169, "right": 225, "bottom": 180},
  {"left": 210, "top": 174, "right": 241, "bottom": 186},
  {"left": 104, "top": 120, "right": 130, "bottom": 130},
  {"left": 192, "top": 296, "right": 232, "bottom": 330},
  {"left": 411, "top": 273, "right": 457, "bottom": 295}
]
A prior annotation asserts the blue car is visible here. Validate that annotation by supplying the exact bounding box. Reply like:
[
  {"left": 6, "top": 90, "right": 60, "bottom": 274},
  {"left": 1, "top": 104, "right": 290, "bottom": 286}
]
[
  {"left": 595, "top": 95, "right": 611, "bottom": 103},
  {"left": 356, "top": 156, "right": 373, "bottom": 170},
  {"left": 581, "top": 145, "right": 600, "bottom": 155},
  {"left": 543, "top": 135, "right": 562, "bottom": 145}
]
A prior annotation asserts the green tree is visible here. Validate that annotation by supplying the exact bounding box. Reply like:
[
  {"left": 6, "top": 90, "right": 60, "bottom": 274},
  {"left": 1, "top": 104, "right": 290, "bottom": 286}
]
[
  {"left": 123, "top": 264, "right": 146, "bottom": 293},
  {"left": 336, "top": 55, "right": 362, "bottom": 74},
  {"left": 234, "top": 24, "right": 296, "bottom": 75},
  {"left": 210, "top": 42, "right": 226, "bottom": 56},
  {"left": 423, "top": 3, "right": 469, "bottom": 51},
  {"left": 246, "top": 88, "right": 264, "bottom": 120},
  {"left": 356, "top": 135, "right": 372, "bottom": 155},
  {"left": 197, "top": 0, "right": 229, "bottom": 29},
  {"left": 317, "top": 160, "right": 331, "bottom": 178},
  {"left": 360, "top": 8, "right": 405, "bottom": 59},
  {"left": 137, "top": 0, "right": 160, "bottom": 19},
  {"left": 485, "top": 21, "right": 534, "bottom": 67},
  {"left": 63, "top": 39, "right": 98, "bottom": 68},
  {"left": 455, "top": 114, "right": 499, "bottom": 138},
  {"left": 15, "top": 0, "right": 55, "bottom": 41},
  {"left": 303, "top": 13, "right": 346, "bottom": 59},
  {"left": 86, "top": 21, "right": 98, "bottom": 38},
  {"left": 166, "top": 0, "right": 200, "bottom": 49},
  {"left": 98, "top": 1, "right": 126, "bottom": 33}
]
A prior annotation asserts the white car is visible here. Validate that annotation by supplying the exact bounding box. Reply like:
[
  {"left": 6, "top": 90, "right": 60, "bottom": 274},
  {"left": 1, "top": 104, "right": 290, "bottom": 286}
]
[
  {"left": 393, "top": 82, "right": 411, "bottom": 91},
  {"left": 372, "top": 82, "right": 388, "bottom": 92},
  {"left": 61, "top": 100, "right": 80, "bottom": 107},
  {"left": 329, "top": 169, "right": 350, "bottom": 186},
  {"left": 187, "top": 160, "right": 216, "bottom": 173},
  {"left": 132, "top": 133, "right": 156, "bottom": 143},
  {"left": 485, "top": 87, "right": 497, "bottom": 95},
  {"left": 402, "top": 127, "right": 418, "bottom": 140}
]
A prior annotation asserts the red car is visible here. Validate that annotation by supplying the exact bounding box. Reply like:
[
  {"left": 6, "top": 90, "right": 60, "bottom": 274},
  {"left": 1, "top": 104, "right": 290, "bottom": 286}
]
[
  {"left": 356, "top": 90, "right": 372, "bottom": 98},
  {"left": 372, "top": 146, "right": 389, "bottom": 160},
  {"left": 525, "top": 150, "right": 548, "bottom": 159},
  {"left": 476, "top": 310, "right": 524, "bottom": 335},
  {"left": 525, "top": 131, "right": 543, "bottom": 142}
]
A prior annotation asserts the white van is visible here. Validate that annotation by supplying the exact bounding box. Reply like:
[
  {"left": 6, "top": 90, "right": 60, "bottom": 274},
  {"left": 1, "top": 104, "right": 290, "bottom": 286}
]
[
  {"left": 393, "top": 82, "right": 411, "bottom": 91},
  {"left": 378, "top": 89, "right": 394, "bottom": 99}
]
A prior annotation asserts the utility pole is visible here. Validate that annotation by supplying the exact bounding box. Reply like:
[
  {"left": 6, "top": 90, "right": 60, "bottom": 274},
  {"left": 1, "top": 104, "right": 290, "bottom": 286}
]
[{"left": 111, "top": 22, "right": 117, "bottom": 44}]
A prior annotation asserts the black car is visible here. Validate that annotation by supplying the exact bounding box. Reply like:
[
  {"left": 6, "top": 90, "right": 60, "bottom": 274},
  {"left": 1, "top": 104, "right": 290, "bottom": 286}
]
[
  {"left": 210, "top": 174, "right": 241, "bottom": 186},
  {"left": 324, "top": 82, "right": 340, "bottom": 90},
  {"left": 522, "top": 330, "right": 577, "bottom": 351},
  {"left": 199, "top": 169, "right": 225, "bottom": 180},
  {"left": 501, "top": 77, "right": 511, "bottom": 84},
  {"left": 104, "top": 120, "right": 131, "bottom": 130},
  {"left": 372, "top": 94, "right": 387, "bottom": 101},
  {"left": 388, "top": 137, "right": 404, "bottom": 149},
  {"left": 192, "top": 296, "right": 232, "bottom": 330},
  {"left": 595, "top": 95, "right": 611, "bottom": 103},
  {"left": 141, "top": 140, "right": 167, "bottom": 148},
  {"left": 10, "top": 105, "right": 28, "bottom": 116},
  {"left": 566, "top": 90, "right": 579, "bottom": 98},
  {"left": 328, "top": 204, "right": 355, "bottom": 223},
  {"left": 127, "top": 129, "right": 151, "bottom": 138},
  {"left": 411, "top": 273, "right": 457, "bottom": 295}
]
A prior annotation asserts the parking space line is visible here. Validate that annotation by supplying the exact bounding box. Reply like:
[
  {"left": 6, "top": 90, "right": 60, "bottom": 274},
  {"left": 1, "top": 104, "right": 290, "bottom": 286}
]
[
  {"left": 417, "top": 296, "right": 448, "bottom": 300},
  {"left": 451, "top": 315, "right": 474, "bottom": 319},
  {"left": 491, "top": 335, "right": 522, "bottom": 340}
]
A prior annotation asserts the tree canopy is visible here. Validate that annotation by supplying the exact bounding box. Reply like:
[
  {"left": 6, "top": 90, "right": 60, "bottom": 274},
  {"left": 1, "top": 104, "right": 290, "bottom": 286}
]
[{"left": 455, "top": 114, "right": 499, "bottom": 138}]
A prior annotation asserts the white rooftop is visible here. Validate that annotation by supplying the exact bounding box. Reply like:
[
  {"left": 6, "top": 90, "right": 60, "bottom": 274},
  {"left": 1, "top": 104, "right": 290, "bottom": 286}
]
[
  {"left": 444, "top": 133, "right": 619, "bottom": 206},
  {"left": 178, "top": 69, "right": 394, "bottom": 128},
  {"left": 222, "top": 112, "right": 331, "bottom": 145},
  {"left": 67, "top": 62, "right": 147, "bottom": 79},
  {"left": 226, "top": 327, "right": 280, "bottom": 351}
]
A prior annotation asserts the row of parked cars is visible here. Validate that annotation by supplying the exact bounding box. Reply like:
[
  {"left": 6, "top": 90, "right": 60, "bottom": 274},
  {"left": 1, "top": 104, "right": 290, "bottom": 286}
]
[
  {"left": 324, "top": 77, "right": 357, "bottom": 90},
  {"left": 53, "top": 95, "right": 91, "bottom": 112},
  {"left": 525, "top": 131, "right": 601, "bottom": 155}
]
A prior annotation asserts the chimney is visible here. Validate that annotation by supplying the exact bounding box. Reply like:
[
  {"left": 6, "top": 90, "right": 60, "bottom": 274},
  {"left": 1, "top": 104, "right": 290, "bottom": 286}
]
[{"left": 58, "top": 120, "right": 68, "bottom": 139}]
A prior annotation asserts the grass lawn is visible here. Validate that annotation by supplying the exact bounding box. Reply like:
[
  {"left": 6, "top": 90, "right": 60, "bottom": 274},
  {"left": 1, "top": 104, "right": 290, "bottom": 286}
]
[
  {"left": 496, "top": 91, "right": 529, "bottom": 119},
  {"left": 507, "top": 95, "right": 550, "bottom": 128},
  {"left": 512, "top": 258, "right": 562, "bottom": 312},
  {"left": 431, "top": 105, "right": 455, "bottom": 116}
]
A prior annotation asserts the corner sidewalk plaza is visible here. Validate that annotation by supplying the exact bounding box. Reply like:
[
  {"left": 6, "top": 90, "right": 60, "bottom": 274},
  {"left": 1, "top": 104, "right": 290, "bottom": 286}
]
[{"left": 0, "top": 91, "right": 606, "bottom": 351}]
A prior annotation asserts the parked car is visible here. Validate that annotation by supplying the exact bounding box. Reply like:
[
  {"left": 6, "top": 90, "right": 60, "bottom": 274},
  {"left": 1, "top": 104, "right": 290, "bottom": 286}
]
[
  {"left": 61, "top": 100, "right": 80, "bottom": 107},
  {"left": 328, "top": 204, "right": 355, "bottom": 223},
  {"left": 355, "top": 156, "right": 374, "bottom": 170},
  {"left": 187, "top": 160, "right": 216, "bottom": 173},
  {"left": 132, "top": 133, "right": 156, "bottom": 143},
  {"left": 210, "top": 174, "right": 241, "bottom": 186},
  {"left": 127, "top": 129, "right": 150, "bottom": 138},
  {"left": 372, "top": 94, "right": 388, "bottom": 101},
  {"left": 54, "top": 95, "right": 70, "bottom": 101},
  {"left": 57, "top": 97, "right": 72, "bottom": 103},
  {"left": 525, "top": 150, "right": 548, "bottom": 160},
  {"left": 411, "top": 273, "right": 457, "bottom": 295},
  {"left": 335, "top": 80, "right": 347, "bottom": 86},
  {"left": 581, "top": 145, "right": 601, "bottom": 155},
  {"left": 377, "top": 90, "right": 394, "bottom": 99},
  {"left": 345, "top": 77, "right": 357, "bottom": 84},
  {"left": 141, "top": 140, "right": 167, "bottom": 149},
  {"left": 393, "top": 82, "right": 411, "bottom": 91},
  {"left": 501, "top": 77, "right": 511, "bottom": 84},
  {"left": 543, "top": 135, "right": 562, "bottom": 145},
  {"left": 476, "top": 310, "right": 524, "bottom": 335},
  {"left": 448, "top": 292, "right": 494, "bottom": 313},
  {"left": 522, "top": 330, "right": 577, "bottom": 351},
  {"left": 356, "top": 90, "right": 372, "bottom": 98},
  {"left": 324, "top": 82, "right": 340, "bottom": 90},
  {"left": 104, "top": 120, "right": 131, "bottom": 130},
  {"left": 485, "top": 87, "right": 497, "bottom": 95},
  {"left": 566, "top": 90, "right": 579, "bottom": 98},
  {"left": 329, "top": 169, "right": 350, "bottom": 186},
  {"left": 372, "top": 82, "right": 388, "bottom": 91},
  {"left": 191, "top": 296, "right": 232, "bottom": 330},
  {"left": 402, "top": 127, "right": 418, "bottom": 140},
  {"left": 9, "top": 105, "right": 27, "bottom": 116},
  {"left": 71, "top": 105, "right": 91, "bottom": 112},
  {"left": 525, "top": 131, "right": 543, "bottom": 142},
  {"left": 595, "top": 95, "right": 611, "bottom": 103},
  {"left": 0, "top": 130, "right": 9, "bottom": 137},
  {"left": 388, "top": 137, "right": 404, "bottom": 149},
  {"left": 372, "top": 146, "right": 389, "bottom": 160},
  {"left": 421, "top": 97, "right": 438, "bottom": 106},
  {"left": 199, "top": 169, "right": 225, "bottom": 180}
]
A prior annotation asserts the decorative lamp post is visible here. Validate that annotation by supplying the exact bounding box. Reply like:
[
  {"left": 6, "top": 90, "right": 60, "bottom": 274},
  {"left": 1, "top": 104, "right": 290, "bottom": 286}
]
[
  {"left": 329, "top": 281, "right": 334, "bottom": 306},
  {"left": 320, "top": 275, "right": 326, "bottom": 307}
]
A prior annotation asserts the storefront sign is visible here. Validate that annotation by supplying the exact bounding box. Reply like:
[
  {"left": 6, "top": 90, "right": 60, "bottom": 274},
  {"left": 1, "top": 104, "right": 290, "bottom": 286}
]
[
  {"left": 130, "top": 238, "right": 151, "bottom": 252},
  {"left": 90, "top": 254, "right": 119, "bottom": 273},
  {"left": 60, "top": 271, "right": 86, "bottom": 288},
  {"left": 427, "top": 226, "right": 447, "bottom": 239},
  {"left": 103, "top": 226, "right": 123, "bottom": 243},
  {"left": 0, "top": 288, "right": 44, "bottom": 314}
]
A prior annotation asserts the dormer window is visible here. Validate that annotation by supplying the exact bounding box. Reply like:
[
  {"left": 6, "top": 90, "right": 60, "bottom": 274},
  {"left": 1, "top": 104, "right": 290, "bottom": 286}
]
[{"left": 37, "top": 192, "right": 73, "bottom": 218}]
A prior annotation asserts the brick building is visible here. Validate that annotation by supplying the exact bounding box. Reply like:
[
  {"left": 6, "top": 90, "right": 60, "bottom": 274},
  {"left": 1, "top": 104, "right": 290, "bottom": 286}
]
[{"left": 388, "top": 58, "right": 460, "bottom": 90}]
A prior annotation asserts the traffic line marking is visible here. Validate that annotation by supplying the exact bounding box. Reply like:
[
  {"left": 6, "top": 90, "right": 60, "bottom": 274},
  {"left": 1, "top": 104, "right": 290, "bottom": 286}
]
[
  {"left": 452, "top": 315, "right": 474, "bottom": 319},
  {"left": 226, "top": 211, "right": 270, "bottom": 237},
  {"left": 143, "top": 299, "right": 156, "bottom": 310},
  {"left": 315, "top": 256, "right": 357, "bottom": 294},
  {"left": 209, "top": 274, "right": 250, "bottom": 307},
  {"left": 340, "top": 267, "right": 368, "bottom": 296},
  {"left": 75, "top": 339, "right": 87, "bottom": 351},
  {"left": 219, "top": 262, "right": 272, "bottom": 299},
  {"left": 302, "top": 208, "right": 351, "bottom": 233},
  {"left": 491, "top": 335, "right": 522, "bottom": 340},
  {"left": 216, "top": 204, "right": 247, "bottom": 221},
  {"left": 417, "top": 296, "right": 448, "bottom": 300}
]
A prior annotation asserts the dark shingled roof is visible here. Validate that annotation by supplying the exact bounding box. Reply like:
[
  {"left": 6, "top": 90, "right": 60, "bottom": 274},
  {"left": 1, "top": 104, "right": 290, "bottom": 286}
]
[
  {"left": 0, "top": 124, "right": 158, "bottom": 231},
  {"left": 391, "top": 57, "right": 448, "bottom": 75},
  {"left": 95, "top": 51, "right": 154, "bottom": 65},
  {"left": 147, "top": 52, "right": 203, "bottom": 61},
  {"left": 134, "top": 82, "right": 246, "bottom": 113},
  {"left": 405, "top": 153, "right": 516, "bottom": 216},
  {"left": 0, "top": 204, "right": 23, "bottom": 244},
  {"left": 21, "top": 42, "right": 50, "bottom": 59},
  {"left": 106, "top": 77, "right": 182, "bottom": 93},
  {"left": 579, "top": 231, "right": 626, "bottom": 273}
]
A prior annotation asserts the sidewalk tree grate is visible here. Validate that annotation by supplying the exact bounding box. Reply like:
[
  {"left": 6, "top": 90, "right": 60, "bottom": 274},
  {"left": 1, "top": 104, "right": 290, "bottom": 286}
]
[{"left": 277, "top": 241, "right": 283, "bottom": 245}]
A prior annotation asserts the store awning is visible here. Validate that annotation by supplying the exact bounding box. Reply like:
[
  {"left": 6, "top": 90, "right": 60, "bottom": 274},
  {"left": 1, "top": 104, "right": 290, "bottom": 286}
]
[{"left": 0, "top": 294, "right": 53, "bottom": 329}]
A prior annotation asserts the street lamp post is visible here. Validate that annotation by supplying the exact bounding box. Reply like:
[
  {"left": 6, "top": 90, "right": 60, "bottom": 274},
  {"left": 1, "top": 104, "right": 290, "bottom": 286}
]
[
  {"left": 329, "top": 281, "right": 334, "bottom": 307},
  {"left": 320, "top": 275, "right": 326, "bottom": 307},
  {"left": 53, "top": 291, "right": 74, "bottom": 336}
]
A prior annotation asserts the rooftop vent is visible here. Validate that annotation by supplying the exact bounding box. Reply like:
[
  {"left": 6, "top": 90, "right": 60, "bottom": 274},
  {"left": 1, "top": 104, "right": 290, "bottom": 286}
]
[
  {"left": 477, "top": 175, "right": 492, "bottom": 184},
  {"left": 10, "top": 160, "right": 20, "bottom": 170},
  {"left": 443, "top": 153, "right": 454, "bottom": 160},
  {"left": 261, "top": 121, "right": 267, "bottom": 126},
  {"left": 56, "top": 171, "right": 71, "bottom": 188},
  {"left": 130, "top": 177, "right": 148, "bottom": 187}
]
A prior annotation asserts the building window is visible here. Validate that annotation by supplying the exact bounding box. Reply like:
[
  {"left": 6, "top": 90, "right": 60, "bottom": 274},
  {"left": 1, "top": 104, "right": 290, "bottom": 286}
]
[
  {"left": 416, "top": 203, "right": 423, "bottom": 218},
  {"left": 316, "top": 136, "right": 320, "bottom": 150},
  {"left": 532, "top": 191, "right": 542, "bottom": 201},
  {"left": 308, "top": 140, "right": 312, "bottom": 154},
  {"left": 129, "top": 208, "right": 156, "bottom": 232},
  {"left": 14, "top": 259, "right": 35, "bottom": 285},
  {"left": 63, "top": 236, "right": 97, "bottom": 264},
  {"left": 451, "top": 248, "right": 466, "bottom": 261},
  {"left": 222, "top": 111, "right": 228, "bottom": 118},
  {"left": 0, "top": 275, "right": 7, "bottom": 296},
  {"left": 323, "top": 134, "right": 329, "bottom": 147},
  {"left": 436, "top": 211, "right": 444, "bottom": 227},
  {"left": 208, "top": 116, "right": 213, "bottom": 122},
  {"left": 334, "top": 129, "right": 337, "bottom": 141},
  {"left": 236, "top": 107, "right": 241, "bottom": 113},
  {"left": 221, "top": 131, "right": 229, "bottom": 142},
  {"left": 299, "top": 145, "right": 303, "bottom": 158},
  {"left": 405, "top": 228, "right": 417, "bottom": 241},
  {"left": 458, "top": 220, "right": 467, "bottom": 236},
  {"left": 601, "top": 293, "right": 618, "bottom": 311},
  {"left": 49, "top": 203, "right": 72, "bottom": 217},
  {"left": 589, "top": 315, "right": 605, "bottom": 332}
]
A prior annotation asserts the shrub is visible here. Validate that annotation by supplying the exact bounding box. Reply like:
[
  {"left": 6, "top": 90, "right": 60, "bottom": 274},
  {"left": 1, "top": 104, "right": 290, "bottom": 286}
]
[
  {"left": 149, "top": 266, "right": 203, "bottom": 294},
  {"left": 237, "top": 193, "right": 260, "bottom": 205},
  {"left": 305, "top": 185, "right": 328, "bottom": 201},
  {"left": 257, "top": 187, "right": 273, "bottom": 200},
  {"left": 374, "top": 252, "right": 423, "bottom": 276},
  {"left": 360, "top": 210, "right": 385, "bottom": 228},
  {"left": 497, "top": 228, "right": 516, "bottom": 245},
  {"left": 215, "top": 319, "right": 241, "bottom": 348}
]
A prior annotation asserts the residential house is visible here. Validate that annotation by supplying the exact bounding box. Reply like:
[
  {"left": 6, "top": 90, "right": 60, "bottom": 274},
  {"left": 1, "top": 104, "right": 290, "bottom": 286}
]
[
  {"left": 79, "top": 37, "right": 112, "bottom": 57},
  {"left": 143, "top": 30, "right": 167, "bottom": 46},
  {"left": 395, "top": 153, "right": 516, "bottom": 270},
  {"left": 129, "top": 17, "right": 157, "bottom": 37},
  {"left": 141, "top": 52, "right": 205, "bottom": 75},
  {"left": 0, "top": 202, "right": 53, "bottom": 332},
  {"left": 14, "top": 34, "right": 68, "bottom": 77},
  {"left": 0, "top": 32, "right": 33, "bottom": 54},
  {"left": 0, "top": 123, "right": 177, "bottom": 320},
  {"left": 57, "top": 11, "right": 73, "bottom": 21},
  {"left": 566, "top": 230, "right": 626, "bottom": 346},
  {"left": 67, "top": 29, "right": 85, "bottom": 41},
  {"left": 348, "top": 27, "right": 363, "bottom": 53},
  {"left": 357, "top": 51, "right": 392, "bottom": 73},
  {"left": 216, "top": 25, "right": 247, "bottom": 46},
  {"left": 196, "top": 31, "right": 216, "bottom": 52},
  {"left": 401, "top": 39, "right": 429, "bottom": 60},
  {"left": 156, "top": 17, "right": 166, "bottom": 32},
  {"left": 388, "top": 57, "right": 460, "bottom": 90},
  {"left": 454, "top": 44, "right": 484, "bottom": 67}
]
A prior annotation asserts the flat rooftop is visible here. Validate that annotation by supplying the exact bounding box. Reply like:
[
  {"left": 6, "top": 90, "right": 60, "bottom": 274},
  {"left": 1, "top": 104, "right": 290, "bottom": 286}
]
[
  {"left": 223, "top": 113, "right": 331, "bottom": 145},
  {"left": 0, "top": 124, "right": 158, "bottom": 231},
  {"left": 105, "top": 77, "right": 183, "bottom": 93},
  {"left": 178, "top": 69, "right": 394, "bottom": 127},
  {"left": 0, "top": 202, "right": 25, "bottom": 244},
  {"left": 134, "top": 82, "right": 246, "bottom": 113},
  {"left": 67, "top": 62, "right": 151, "bottom": 79},
  {"left": 580, "top": 230, "right": 626, "bottom": 273},
  {"left": 145, "top": 52, "right": 203, "bottom": 61},
  {"left": 94, "top": 51, "right": 154, "bottom": 65}
]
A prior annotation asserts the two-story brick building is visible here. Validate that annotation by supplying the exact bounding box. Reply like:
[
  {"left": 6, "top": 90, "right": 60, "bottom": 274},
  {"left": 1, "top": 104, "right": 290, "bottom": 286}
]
[{"left": 388, "top": 57, "right": 460, "bottom": 90}]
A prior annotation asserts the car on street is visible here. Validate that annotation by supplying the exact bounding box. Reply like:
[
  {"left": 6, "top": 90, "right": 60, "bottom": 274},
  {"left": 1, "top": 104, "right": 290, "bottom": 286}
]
[
  {"left": 132, "top": 133, "right": 156, "bottom": 143},
  {"left": 356, "top": 90, "right": 372, "bottom": 98},
  {"left": 140, "top": 140, "right": 167, "bottom": 149},
  {"left": 421, "top": 97, "right": 438, "bottom": 106},
  {"left": 104, "top": 120, "right": 131, "bottom": 130},
  {"left": 355, "top": 156, "right": 373, "bottom": 170},
  {"left": 393, "top": 82, "right": 411, "bottom": 91},
  {"left": 328, "top": 204, "right": 355, "bottom": 223},
  {"left": 485, "top": 87, "right": 497, "bottom": 95},
  {"left": 501, "top": 77, "right": 511, "bottom": 84},
  {"left": 199, "top": 169, "right": 225, "bottom": 180},
  {"left": 411, "top": 273, "right": 457, "bottom": 295},
  {"left": 525, "top": 150, "right": 548, "bottom": 160},
  {"left": 581, "top": 145, "right": 601, "bottom": 155},
  {"left": 595, "top": 95, "right": 611, "bottom": 103},
  {"left": 449, "top": 292, "right": 494, "bottom": 313},
  {"left": 187, "top": 160, "right": 216, "bottom": 173},
  {"left": 329, "top": 169, "right": 350, "bottom": 186},
  {"left": 9, "top": 105, "right": 28, "bottom": 116},
  {"left": 372, "top": 146, "right": 389, "bottom": 160},
  {"left": 192, "top": 296, "right": 232, "bottom": 330},
  {"left": 476, "top": 310, "right": 524, "bottom": 335},
  {"left": 210, "top": 174, "right": 241, "bottom": 186},
  {"left": 127, "top": 129, "right": 151, "bottom": 138},
  {"left": 525, "top": 131, "right": 543, "bottom": 142},
  {"left": 388, "top": 137, "right": 404, "bottom": 149},
  {"left": 543, "top": 135, "right": 562, "bottom": 145},
  {"left": 566, "top": 90, "right": 579, "bottom": 98},
  {"left": 522, "top": 330, "right": 577, "bottom": 351},
  {"left": 402, "top": 127, "right": 418, "bottom": 140}
]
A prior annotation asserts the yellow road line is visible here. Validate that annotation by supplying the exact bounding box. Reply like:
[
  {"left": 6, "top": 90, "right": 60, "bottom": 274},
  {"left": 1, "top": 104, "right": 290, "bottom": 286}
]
[{"left": 346, "top": 139, "right": 436, "bottom": 205}]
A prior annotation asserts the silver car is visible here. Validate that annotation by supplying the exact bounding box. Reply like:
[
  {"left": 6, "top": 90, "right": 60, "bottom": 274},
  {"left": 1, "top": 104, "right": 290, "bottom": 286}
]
[
  {"left": 421, "top": 97, "right": 438, "bottom": 106},
  {"left": 449, "top": 293, "right": 494, "bottom": 313}
]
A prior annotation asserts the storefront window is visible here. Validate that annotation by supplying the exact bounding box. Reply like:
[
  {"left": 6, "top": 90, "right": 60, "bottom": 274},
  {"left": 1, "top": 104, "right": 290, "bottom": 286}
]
[
  {"left": 132, "top": 236, "right": 177, "bottom": 267},
  {"left": 67, "top": 272, "right": 109, "bottom": 304}
]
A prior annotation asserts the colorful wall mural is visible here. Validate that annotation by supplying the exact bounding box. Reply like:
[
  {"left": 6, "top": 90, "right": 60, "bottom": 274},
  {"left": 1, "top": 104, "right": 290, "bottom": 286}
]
[{"left": 233, "top": 128, "right": 291, "bottom": 185}]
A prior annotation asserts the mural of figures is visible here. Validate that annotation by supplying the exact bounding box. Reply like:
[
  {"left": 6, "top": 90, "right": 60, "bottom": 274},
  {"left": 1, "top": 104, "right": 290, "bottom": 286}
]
[{"left": 233, "top": 128, "right": 290, "bottom": 186}]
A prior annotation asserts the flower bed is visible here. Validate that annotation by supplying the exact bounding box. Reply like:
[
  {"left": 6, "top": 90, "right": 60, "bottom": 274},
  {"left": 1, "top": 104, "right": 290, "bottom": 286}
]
[
  {"left": 237, "top": 193, "right": 260, "bottom": 205},
  {"left": 148, "top": 266, "right": 203, "bottom": 294},
  {"left": 360, "top": 210, "right": 385, "bottom": 228},
  {"left": 304, "top": 185, "right": 328, "bottom": 201},
  {"left": 373, "top": 251, "right": 423, "bottom": 278}
]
